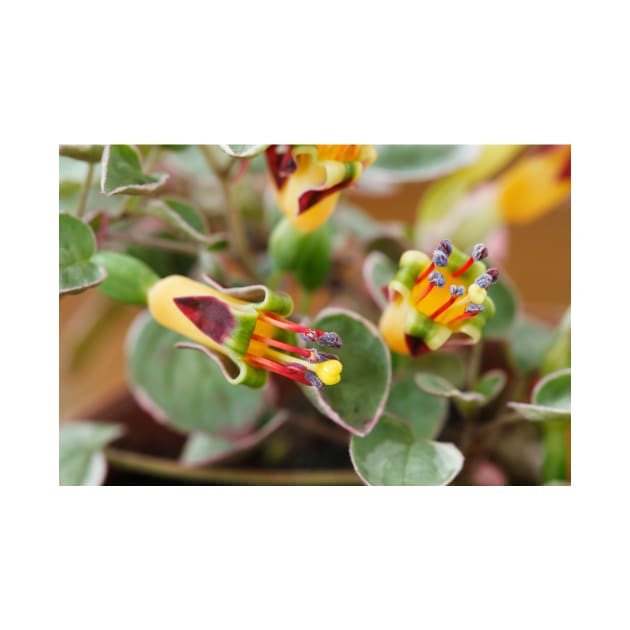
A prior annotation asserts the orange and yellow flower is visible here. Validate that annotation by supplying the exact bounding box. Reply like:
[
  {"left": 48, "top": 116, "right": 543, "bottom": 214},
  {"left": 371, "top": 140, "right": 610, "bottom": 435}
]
[
  {"left": 266, "top": 144, "right": 377, "bottom": 233},
  {"left": 378, "top": 240, "right": 497, "bottom": 356},
  {"left": 148, "top": 274, "right": 343, "bottom": 388}
]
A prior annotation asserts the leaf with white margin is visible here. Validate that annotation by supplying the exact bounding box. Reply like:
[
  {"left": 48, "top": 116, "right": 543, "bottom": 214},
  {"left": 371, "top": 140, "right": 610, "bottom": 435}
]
[
  {"left": 101, "top": 144, "right": 169, "bottom": 196},
  {"left": 350, "top": 414, "right": 463, "bottom": 485},
  {"left": 219, "top": 145, "right": 269, "bottom": 158},
  {"left": 300, "top": 308, "right": 392, "bottom": 436}
]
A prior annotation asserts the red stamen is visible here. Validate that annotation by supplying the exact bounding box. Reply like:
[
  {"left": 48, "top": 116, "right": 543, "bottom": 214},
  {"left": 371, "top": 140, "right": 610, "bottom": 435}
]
[
  {"left": 446, "top": 311, "right": 479, "bottom": 326},
  {"left": 245, "top": 354, "right": 311, "bottom": 386},
  {"left": 260, "top": 311, "right": 313, "bottom": 334},
  {"left": 414, "top": 262, "right": 435, "bottom": 285},
  {"left": 430, "top": 296, "right": 457, "bottom": 319},
  {"left": 415, "top": 283, "right": 436, "bottom": 304},
  {"left": 452, "top": 257, "right": 474, "bottom": 278},
  {"left": 250, "top": 333, "right": 312, "bottom": 359}
]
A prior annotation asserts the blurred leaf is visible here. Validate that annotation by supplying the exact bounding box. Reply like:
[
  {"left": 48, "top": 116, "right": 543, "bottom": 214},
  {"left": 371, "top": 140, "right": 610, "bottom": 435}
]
[
  {"left": 219, "top": 144, "right": 269, "bottom": 158},
  {"left": 508, "top": 317, "right": 554, "bottom": 374},
  {"left": 127, "top": 233, "right": 197, "bottom": 278},
  {"left": 180, "top": 410, "right": 288, "bottom": 466},
  {"left": 541, "top": 307, "right": 571, "bottom": 375},
  {"left": 483, "top": 278, "right": 518, "bottom": 338},
  {"left": 59, "top": 213, "right": 106, "bottom": 294},
  {"left": 363, "top": 145, "right": 481, "bottom": 186},
  {"left": 164, "top": 198, "right": 207, "bottom": 233},
  {"left": 101, "top": 144, "right": 168, "bottom": 196},
  {"left": 269, "top": 218, "right": 332, "bottom": 291},
  {"left": 350, "top": 414, "right": 463, "bottom": 485},
  {"left": 386, "top": 374, "right": 448, "bottom": 439},
  {"left": 413, "top": 351, "right": 467, "bottom": 389},
  {"left": 59, "top": 145, "right": 104, "bottom": 163},
  {"left": 127, "top": 314, "right": 267, "bottom": 435},
  {"left": 362, "top": 251, "right": 397, "bottom": 310},
  {"left": 300, "top": 308, "right": 391, "bottom": 436},
  {"left": 416, "top": 369, "right": 506, "bottom": 407},
  {"left": 59, "top": 421, "right": 124, "bottom": 486},
  {"left": 508, "top": 368, "right": 571, "bottom": 423},
  {"left": 331, "top": 202, "right": 403, "bottom": 242},
  {"left": 92, "top": 251, "right": 160, "bottom": 305}
]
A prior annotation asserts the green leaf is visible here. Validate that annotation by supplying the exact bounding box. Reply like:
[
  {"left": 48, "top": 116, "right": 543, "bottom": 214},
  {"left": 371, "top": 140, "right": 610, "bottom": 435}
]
[
  {"left": 269, "top": 218, "right": 332, "bottom": 290},
  {"left": 219, "top": 144, "right": 269, "bottom": 158},
  {"left": 363, "top": 145, "right": 480, "bottom": 186},
  {"left": 127, "top": 314, "right": 267, "bottom": 435},
  {"left": 541, "top": 307, "right": 571, "bottom": 375},
  {"left": 163, "top": 198, "right": 207, "bottom": 234},
  {"left": 415, "top": 369, "right": 506, "bottom": 407},
  {"left": 101, "top": 145, "right": 168, "bottom": 196},
  {"left": 507, "top": 317, "right": 554, "bottom": 374},
  {"left": 59, "top": 213, "right": 106, "bottom": 294},
  {"left": 59, "top": 421, "right": 124, "bottom": 486},
  {"left": 180, "top": 410, "right": 288, "bottom": 466},
  {"left": 508, "top": 368, "right": 571, "bottom": 423},
  {"left": 350, "top": 414, "right": 463, "bottom": 485},
  {"left": 92, "top": 251, "right": 160, "bottom": 305},
  {"left": 414, "top": 352, "right": 467, "bottom": 389},
  {"left": 362, "top": 251, "right": 397, "bottom": 310},
  {"left": 300, "top": 308, "right": 391, "bottom": 436},
  {"left": 386, "top": 374, "right": 448, "bottom": 439},
  {"left": 483, "top": 278, "right": 518, "bottom": 338}
]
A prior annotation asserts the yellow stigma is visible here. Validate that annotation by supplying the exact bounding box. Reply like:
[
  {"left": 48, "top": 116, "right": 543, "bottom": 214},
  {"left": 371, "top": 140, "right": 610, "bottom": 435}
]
[
  {"left": 468, "top": 284, "right": 486, "bottom": 305},
  {"left": 314, "top": 359, "right": 343, "bottom": 386}
]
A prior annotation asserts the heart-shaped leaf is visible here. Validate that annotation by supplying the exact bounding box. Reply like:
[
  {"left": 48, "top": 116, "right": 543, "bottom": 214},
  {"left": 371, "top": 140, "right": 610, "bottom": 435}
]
[
  {"left": 127, "top": 313, "right": 268, "bottom": 435},
  {"left": 300, "top": 308, "right": 391, "bottom": 436},
  {"left": 508, "top": 317, "right": 554, "bottom": 374},
  {"left": 59, "top": 213, "right": 106, "bottom": 294},
  {"left": 483, "top": 278, "right": 518, "bottom": 338},
  {"left": 350, "top": 414, "right": 463, "bottom": 485},
  {"left": 92, "top": 251, "right": 160, "bottom": 305},
  {"left": 101, "top": 144, "right": 169, "bottom": 196},
  {"left": 164, "top": 198, "right": 207, "bottom": 234},
  {"left": 386, "top": 374, "right": 448, "bottom": 440},
  {"left": 180, "top": 410, "right": 288, "bottom": 466},
  {"left": 362, "top": 251, "right": 397, "bottom": 310},
  {"left": 362, "top": 145, "right": 481, "bottom": 187},
  {"left": 59, "top": 421, "right": 124, "bottom": 486},
  {"left": 219, "top": 144, "right": 269, "bottom": 158},
  {"left": 508, "top": 368, "right": 571, "bottom": 423}
]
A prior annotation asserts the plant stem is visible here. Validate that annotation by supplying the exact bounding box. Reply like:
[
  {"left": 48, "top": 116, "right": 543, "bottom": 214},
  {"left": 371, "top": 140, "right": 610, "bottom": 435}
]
[
  {"left": 198, "top": 145, "right": 258, "bottom": 280},
  {"left": 76, "top": 162, "right": 94, "bottom": 218},
  {"left": 542, "top": 424, "right": 569, "bottom": 483},
  {"left": 467, "top": 341, "right": 483, "bottom": 390},
  {"left": 105, "top": 447, "right": 361, "bottom": 485}
]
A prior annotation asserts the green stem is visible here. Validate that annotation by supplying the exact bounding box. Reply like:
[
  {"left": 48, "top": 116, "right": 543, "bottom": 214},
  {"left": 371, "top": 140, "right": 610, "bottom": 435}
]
[
  {"left": 105, "top": 447, "right": 361, "bottom": 485},
  {"left": 198, "top": 145, "right": 258, "bottom": 280},
  {"left": 76, "top": 162, "right": 94, "bottom": 218},
  {"left": 542, "top": 424, "right": 569, "bottom": 483},
  {"left": 467, "top": 341, "right": 483, "bottom": 390}
]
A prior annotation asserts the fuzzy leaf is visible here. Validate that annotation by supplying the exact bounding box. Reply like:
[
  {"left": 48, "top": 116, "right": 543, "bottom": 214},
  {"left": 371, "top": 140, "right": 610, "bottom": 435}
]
[
  {"left": 219, "top": 144, "right": 269, "bottom": 158},
  {"left": 101, "top": 144, "right": 168, "bottom": 196},
  {"left": 416, "top": 370, "right": 506, "bottom": 407},
  {"left": 127, "top": 314, "right": 267, "bottom": 435},
  {"left": 508, "top": 368, "right": 571, "bottom": 423},
  {"left": 300, "top": 308, "right": 391, "bottom": 436},
  {"left": 350, "top": 414, "right": 463, "bottom": 485},
  {"left": 59, "top": 213, "right": 106, "bottom": 294},
  {"left": 386, "top": 374, "right": 448, "bottom": 440},
  {"left": 92, "top": 251, "right": 160, "bottom": 305},
  {"left": 59, "top": 421, "right": 124, "bottom": 486}
]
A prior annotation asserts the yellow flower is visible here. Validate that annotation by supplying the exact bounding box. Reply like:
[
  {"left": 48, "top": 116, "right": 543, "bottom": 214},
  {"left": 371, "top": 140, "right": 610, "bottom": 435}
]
[
  {"left": 378, "top": 241, "right": 497, "bottom": 356},
  {"left": 266, "top": 144, "right": 377, "bottom": 233},
  {"left": 497, "top": 144, "right": 571, "bottom": 224},
  {"left": 148, "top": 274, "right": 343, "bottom": 388}
]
